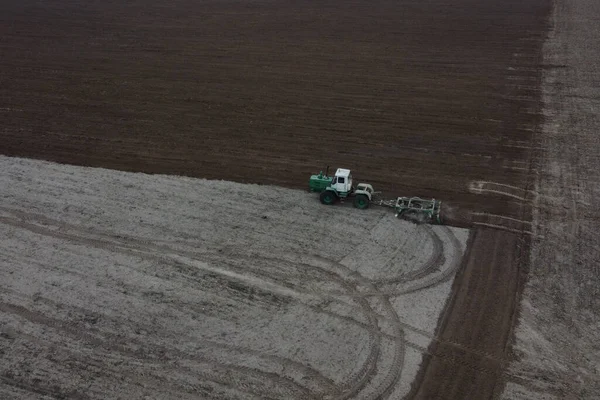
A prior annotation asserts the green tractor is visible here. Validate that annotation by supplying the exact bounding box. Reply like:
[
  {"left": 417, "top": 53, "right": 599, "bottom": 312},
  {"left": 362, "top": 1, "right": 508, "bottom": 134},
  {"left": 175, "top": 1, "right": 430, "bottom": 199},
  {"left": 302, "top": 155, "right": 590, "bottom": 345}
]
[
  {"left": 309, "top": 167, "right": 443, "bottom": 224},
  {"left": 309, "top": 168, "right": 375, "bottom": 209}
]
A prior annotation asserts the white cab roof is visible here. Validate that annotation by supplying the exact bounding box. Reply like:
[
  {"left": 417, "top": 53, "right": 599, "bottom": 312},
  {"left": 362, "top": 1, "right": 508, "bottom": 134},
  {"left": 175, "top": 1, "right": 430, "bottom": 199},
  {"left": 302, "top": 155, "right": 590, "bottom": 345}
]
[{"left": 335, "top": 168, "right": 351, "bottom": 177}]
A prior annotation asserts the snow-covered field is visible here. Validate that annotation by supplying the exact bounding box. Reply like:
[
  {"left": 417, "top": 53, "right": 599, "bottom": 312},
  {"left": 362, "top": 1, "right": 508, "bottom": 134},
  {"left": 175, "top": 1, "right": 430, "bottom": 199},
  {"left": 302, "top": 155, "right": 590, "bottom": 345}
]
[{"left": 0, "top": 156, "right": 468, "bottom": 399}]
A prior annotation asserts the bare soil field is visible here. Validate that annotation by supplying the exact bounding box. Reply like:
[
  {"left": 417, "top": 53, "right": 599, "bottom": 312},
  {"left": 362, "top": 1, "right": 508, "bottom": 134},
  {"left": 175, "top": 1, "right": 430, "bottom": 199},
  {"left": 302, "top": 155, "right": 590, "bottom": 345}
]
[
  {"left": 0, "top": 0, "right": 549, "bottom": 220},
  {"left": 0, "top": 156, "right": 469, "bottom": 399},
  {"left": 502, "top": 0, "right": 600, "bottom": 398},
  {"left": 0, "top": 0, "right": 558, "bottom": 399}
]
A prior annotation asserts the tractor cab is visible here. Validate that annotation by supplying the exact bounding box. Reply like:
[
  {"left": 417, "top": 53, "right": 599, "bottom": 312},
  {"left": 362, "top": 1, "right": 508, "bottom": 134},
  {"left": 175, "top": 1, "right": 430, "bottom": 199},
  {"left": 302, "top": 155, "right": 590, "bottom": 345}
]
[
  {"left": 330, "top": 168, "right": 353, "bottom": 194},
  {"left": 311, "top": 166, "right": 375, "bottom": 208}
]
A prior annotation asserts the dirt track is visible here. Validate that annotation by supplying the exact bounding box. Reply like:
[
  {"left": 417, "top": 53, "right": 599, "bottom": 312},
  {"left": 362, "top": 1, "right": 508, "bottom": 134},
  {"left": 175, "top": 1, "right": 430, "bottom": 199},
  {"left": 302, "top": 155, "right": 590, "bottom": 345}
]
[{"left": 0, "top": 0, "right": 555, "bottom": 399}]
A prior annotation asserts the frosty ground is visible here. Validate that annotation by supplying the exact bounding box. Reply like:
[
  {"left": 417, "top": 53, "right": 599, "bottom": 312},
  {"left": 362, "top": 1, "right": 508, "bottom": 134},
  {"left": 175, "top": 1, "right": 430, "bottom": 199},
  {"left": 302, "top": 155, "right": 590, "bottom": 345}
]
[{"left": 0, "top": 156, "right": 468, "bottom": 399}]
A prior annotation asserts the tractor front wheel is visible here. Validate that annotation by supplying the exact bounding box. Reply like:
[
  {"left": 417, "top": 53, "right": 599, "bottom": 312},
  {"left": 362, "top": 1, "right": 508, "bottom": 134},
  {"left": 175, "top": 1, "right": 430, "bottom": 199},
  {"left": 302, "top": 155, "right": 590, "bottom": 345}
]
[
  {"left": 320, "top": 191, "right": 337, "bottom": 205},
  {"left": 353, "top": 194, "right": 370, "bottom": 209}
]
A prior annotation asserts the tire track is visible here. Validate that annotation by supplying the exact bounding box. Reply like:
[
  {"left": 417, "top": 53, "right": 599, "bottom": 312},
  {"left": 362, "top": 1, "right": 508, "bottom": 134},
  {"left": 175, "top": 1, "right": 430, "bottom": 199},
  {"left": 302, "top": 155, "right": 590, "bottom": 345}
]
[
  {"left": 0, "top": 206, "right": 461, "bottom": 399},
  {"left": 334, "top": 265, "right": 406, "bottom": 400},
  {"left": 295, "top": 262, "right": 383, "bottom": 400},
  {"left": 10, "top": 289, "right": 340, "bottom": 392},
  {"left": 372, "top": 224, "right": 445, "bottom": 285},
  {"left": 1, "top": 207, "right": 386, "bottom": 399},
  {"left": 0, "top": 375, "right": 86, "bottom": 400},
  {"left": 0, "top": 301, "right": 327, "bottom": 399},
  {"left": 308, "top": 298, "right": 511, "bottom": 369},
  {"left": 0, "top": 208, "right": 379, "bottom": 398},
  {"left": 0, "top": 213, "right": 342, "bottom": 397},
  {"left": 0, "top": 206, "right": 456, "bottom": 299},
  {"left": 320, "top": 226, "right": 463, "bottom": 298}
]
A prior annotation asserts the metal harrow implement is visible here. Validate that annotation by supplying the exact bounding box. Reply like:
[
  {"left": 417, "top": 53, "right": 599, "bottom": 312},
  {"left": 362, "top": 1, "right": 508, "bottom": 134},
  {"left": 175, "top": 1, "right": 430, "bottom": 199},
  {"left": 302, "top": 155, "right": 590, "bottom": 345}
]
[{"left": 376, "top": 197, "right": 442, "bottom": 224}]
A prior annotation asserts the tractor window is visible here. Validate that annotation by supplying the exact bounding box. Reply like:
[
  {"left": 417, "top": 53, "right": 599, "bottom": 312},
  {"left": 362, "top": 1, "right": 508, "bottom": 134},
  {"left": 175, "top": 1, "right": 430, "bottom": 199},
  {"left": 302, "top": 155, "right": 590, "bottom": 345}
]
[
  {"left": 338, "top": 177, "right": 345, "bottom": 184},
  {"left": 332, "top": 177, "right": 337, "bottom": 184}
]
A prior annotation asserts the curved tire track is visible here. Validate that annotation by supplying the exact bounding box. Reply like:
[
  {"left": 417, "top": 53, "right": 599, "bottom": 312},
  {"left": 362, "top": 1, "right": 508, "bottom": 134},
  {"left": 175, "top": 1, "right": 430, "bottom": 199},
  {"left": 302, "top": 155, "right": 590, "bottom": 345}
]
[
  {"left": 315, "top": 256, "right": 407, "bottom": 400},
  {"left": 0, "top": 206, "right": 463, "bottom": 399},
  {"left": 0, "top": 211, "right": 338, "bottom": 397},
  {"left": 319, "top": 226, "right": 463, "bottom": 298},
  {"left": 0, "top": 302, "right": 320, "bottom": 399},
  {"left": 372, "top": 224, "right": 445, "bottom": 286},
  {"left": 0, "top": 208, "right": 384, "bottom": 399}
]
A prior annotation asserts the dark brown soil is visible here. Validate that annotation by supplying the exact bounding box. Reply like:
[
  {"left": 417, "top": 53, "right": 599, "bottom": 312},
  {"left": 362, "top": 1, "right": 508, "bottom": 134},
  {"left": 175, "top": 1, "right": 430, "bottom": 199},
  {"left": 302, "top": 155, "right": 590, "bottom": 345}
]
[
  {"left": 0, "top": 0, "right": 551, "bottom": 398},
  {"left": 410, "top": 229, "right": 532, "bottom": 399}
]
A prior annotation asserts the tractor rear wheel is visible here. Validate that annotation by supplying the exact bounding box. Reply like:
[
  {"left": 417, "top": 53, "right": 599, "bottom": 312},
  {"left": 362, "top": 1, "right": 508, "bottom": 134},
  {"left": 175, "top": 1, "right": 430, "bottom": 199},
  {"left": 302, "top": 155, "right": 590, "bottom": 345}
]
[
  {"left": 353, "top": 194, "right": 370, "bottom": 209},
  {"left": 320, "top": 191, "right": 337, "bottom": 205}
]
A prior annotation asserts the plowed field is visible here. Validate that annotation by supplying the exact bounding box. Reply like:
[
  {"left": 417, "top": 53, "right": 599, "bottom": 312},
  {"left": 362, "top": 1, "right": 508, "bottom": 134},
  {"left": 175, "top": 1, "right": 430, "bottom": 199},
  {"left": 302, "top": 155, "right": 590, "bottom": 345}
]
[{"left": 0, "top": 0, "right": 549, "bottom": 221}]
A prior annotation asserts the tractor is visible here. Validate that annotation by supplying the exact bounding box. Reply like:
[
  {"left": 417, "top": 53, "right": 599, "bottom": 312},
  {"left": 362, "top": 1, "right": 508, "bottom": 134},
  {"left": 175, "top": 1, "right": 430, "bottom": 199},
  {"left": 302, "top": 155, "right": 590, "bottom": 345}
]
[
  {"left": 309, "top": 167, "right": 443, "bottom": 224},
  {"left": 309, "top": 167, "right": 375, "bottom": 209}
]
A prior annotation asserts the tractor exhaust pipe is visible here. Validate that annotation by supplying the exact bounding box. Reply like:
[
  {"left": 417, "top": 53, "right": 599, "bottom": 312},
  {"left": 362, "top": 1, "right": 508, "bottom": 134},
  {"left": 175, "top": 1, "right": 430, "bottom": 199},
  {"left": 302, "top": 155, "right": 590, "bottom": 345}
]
[{"left": 325, "top": 165, "right": 329, "bottom": 177}]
